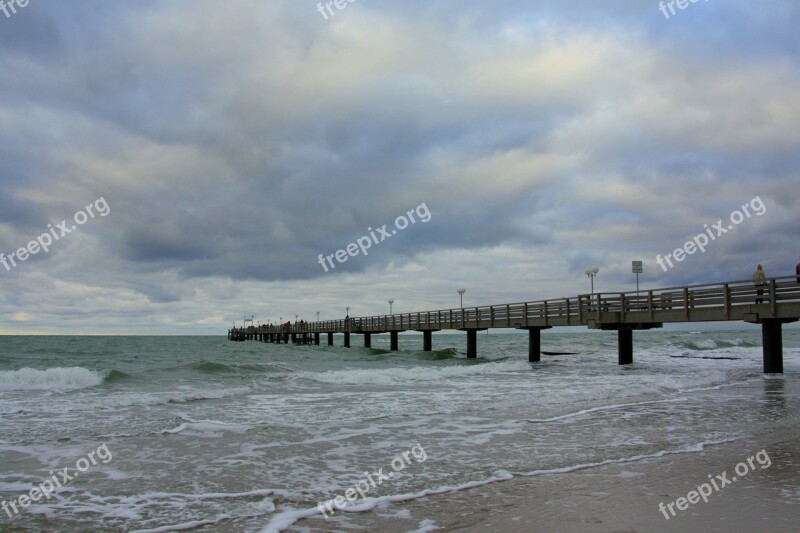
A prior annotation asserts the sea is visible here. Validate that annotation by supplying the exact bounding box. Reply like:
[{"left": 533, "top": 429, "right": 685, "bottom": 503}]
[{"left": 0, "top": 330, "right": 798, "bottom": 532}]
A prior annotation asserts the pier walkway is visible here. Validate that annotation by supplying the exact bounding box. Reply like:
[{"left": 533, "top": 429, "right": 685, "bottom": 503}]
[{"left": 228, "top": 276, "right": 800, "bottom": 373}]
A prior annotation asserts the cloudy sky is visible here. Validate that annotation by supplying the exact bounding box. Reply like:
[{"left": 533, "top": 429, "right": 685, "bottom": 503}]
[{"left": 0, "top": 0, "right": 798, "bottom": 334}]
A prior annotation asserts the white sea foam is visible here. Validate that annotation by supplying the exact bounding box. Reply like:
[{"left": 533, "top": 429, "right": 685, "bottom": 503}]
[
  {"left": 295, "top": 361, "right": 532, "bottom": 385},
  {"left": 526, "top": 397, "right": 688, "bottom": 423},
  {"left": 0, "top": 367, "right": 105, "bottom": 391},
  {"left": 258, "top": 437, "right": 742, "bottom": 532}
]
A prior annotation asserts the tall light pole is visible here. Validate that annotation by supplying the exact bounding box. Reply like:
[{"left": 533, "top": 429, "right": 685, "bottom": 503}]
[
  {"left": 585, "top": 267, "right": 599, "bottom": 294},
  {"left": 457, "top": 288, "right": 466, "bottom": 308},
  {"left": 388, "top": 299, "right": 394, "bottom": 315},
  {"left": 346, "top": 306, "right": 350, "bottom": 316},
  {"left": 316, "top": 311, "right": 320, "bottom": 321}
]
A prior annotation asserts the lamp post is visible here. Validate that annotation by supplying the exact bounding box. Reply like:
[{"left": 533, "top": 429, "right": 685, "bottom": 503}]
[
  {"left": 316, "top": 311, "right": 320, "bottom": 321},
  {"left": 388, "top": 299, "right": 394, "bottom": 315},
  {"left": 585, "top": 267, "right": 599, "bottom": 294},
  {"left": 346, "top": 306, "right": 350, "bottom": 316},
  {"left": 457, "top": 288, "right": 466, "bottom": 308}
]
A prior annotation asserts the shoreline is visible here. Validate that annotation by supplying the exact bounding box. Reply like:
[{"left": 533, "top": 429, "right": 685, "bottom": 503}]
[{"left": 294, "top": 424, "right": 799, "bottom": 533}]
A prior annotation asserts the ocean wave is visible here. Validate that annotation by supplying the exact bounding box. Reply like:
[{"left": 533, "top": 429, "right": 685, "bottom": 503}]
[
  {"left": 415, "top": 348, "right": 460, "bottom": 360},
  {"left": 0, "top": 367, "right": 106, "bottom": 391},
  {"left": 294, "top": 360, "right": 532, "bottom": 385},
  {"left": 679, "top": 338, "right": 759, "bottom": 351}
]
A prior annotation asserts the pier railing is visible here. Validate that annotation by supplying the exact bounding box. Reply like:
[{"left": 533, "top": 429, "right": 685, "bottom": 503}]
[{"left": 236, "top": 275, "right": 800, "bottom": 335}]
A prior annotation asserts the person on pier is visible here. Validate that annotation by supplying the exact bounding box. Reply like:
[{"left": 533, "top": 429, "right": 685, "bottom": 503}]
[
  {"left": 796, "top": 256, "right": 800, "bottom": 283},
  {"left": 753, "top": 264, "right": 767, "bottom": 304}
]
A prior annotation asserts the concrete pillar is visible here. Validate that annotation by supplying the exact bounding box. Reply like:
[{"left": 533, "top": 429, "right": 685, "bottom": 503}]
[
  {"left": 762, "top": 321, "right": 784, "bottom": 374},
  {"left": 390, "top": 331, "right": 399, "bottom": 351},
  {"left": 618, "top": 329, "right": 633, "bottom": 365},
  {"left": 327, "top": 332, "right": 334, "bottom": 346},
  {"left": 528, "top": 328, "right": 541, "bottom": 363},
  {"left": 466, "top": 329, "right": 477, "bottom": 359},
  {"left": 315, "top": 332, "right": 320, "bottom": 346},
  {"left": 302, "top": 333, "right": 308, "bottom": 345},
  {"left": 344, "top": 332, "right": 350, "bottom": 348},
  {"left": 364, "top": 333, "right": 371, "bottom": 348},
  {"left": 423, "top": 330, "right": 432, "bottom": 351},
  {"left": 291, "top": 333, "right": 297, "bottom": 344},
  {"left": 283, "top": 333, "right": 289, "bottom": 344}
]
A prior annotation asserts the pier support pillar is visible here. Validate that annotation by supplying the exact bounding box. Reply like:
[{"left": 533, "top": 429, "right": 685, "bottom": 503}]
[
  {"left": 302, "top": 333, "right": 308, "bottom": 345},
  {"left": 390, "top": 331, "right": 399, "bottom": 351},
  {"left": 327, "top": 332, "right": 334, "bottom": 346},
  {"left": 364, "top": 333, "right": 371, "bottom": 348},
  {"left": 466, "top": 329, "right": 477, "bottom": 359},
  {"left": 762, "top": 320, "right": 784, "bottom": 374},
  {"left": 315, "top": 333, "right": 320, "bottom": 346},
  {"left": 344, "top": 332, "right": 350, "bottom": 348},
  {"left": 291, "top": 333, "right": 297, "bottom": 344},
  {"left": 423, "top": 330, "right": 432, "bottom": 352},
  {"left": 283, "top": 333, "right": 289, "bottom": 344},
  {"left": 528, "top": 328, "right": 542, "bottom": 362},
  {"left": 618, "top": 329, "right": 633, "bottom": 365}
]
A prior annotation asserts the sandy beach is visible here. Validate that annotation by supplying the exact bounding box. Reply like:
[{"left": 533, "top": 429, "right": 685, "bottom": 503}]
[{"left": 302, "top": 404, "right": 799, "bottom": 533}]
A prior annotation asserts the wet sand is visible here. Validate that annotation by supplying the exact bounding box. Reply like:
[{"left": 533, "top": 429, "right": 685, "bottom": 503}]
[{"left": 306, "top": 425, "right": 799, "bottom": 532}]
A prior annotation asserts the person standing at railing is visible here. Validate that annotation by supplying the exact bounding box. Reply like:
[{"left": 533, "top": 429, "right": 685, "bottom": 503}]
[
  {"left": 754, "top": 264, "right": 767, "bottom": 304},
  {"left": 796, "top": 257, "right": 800, "bottom": 283}
]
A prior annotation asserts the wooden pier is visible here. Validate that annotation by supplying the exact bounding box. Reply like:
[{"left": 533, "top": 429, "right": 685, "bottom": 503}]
[{"left": 228, "top": 276, "right": 800, "bottom": 373}]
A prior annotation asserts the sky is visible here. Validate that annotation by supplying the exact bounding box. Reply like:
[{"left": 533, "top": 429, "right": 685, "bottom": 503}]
[{"left": 0, "top": 0, "right": 798, "bottom": 334}]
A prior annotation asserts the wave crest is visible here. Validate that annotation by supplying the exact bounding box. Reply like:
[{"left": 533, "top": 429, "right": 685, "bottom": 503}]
[{"left": 0, "top": 367, "right": 105, "bottom": 391}]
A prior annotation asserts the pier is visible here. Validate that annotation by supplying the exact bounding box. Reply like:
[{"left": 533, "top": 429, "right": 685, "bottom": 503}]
[{"left": 228, "top": 276, "right": 800, "bottom": 374}]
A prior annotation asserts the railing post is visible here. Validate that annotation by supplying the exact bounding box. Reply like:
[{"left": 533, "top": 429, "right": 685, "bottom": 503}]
[
  {"left": 543, "top": 300, "right": 549, "bottom": 326},
  {"left": 475, "top": 307, "right": 480, "bottom": 328},
  {"left": 648, "top": 291, "right": 654, "bottom": 321},
  {"left": 683, "top": 287, "right": 690, "bottom": 320},
  {"left": 506, "top": 304, "right": 511, "bottom": 327},
  {"left": 723, "top": 284, "right": 730, "bottom": 320},
  {"left": 770, "top": 279, "right": 778, "bottom": 317},
  {"left": 596, "top": 294, "right": 601, "bottom": 320},
  {"left": 565, "top": 298, "right": 571, "bottom": 325},
  {"left": 620, "top": 293, "right": 626, "bottom": 321}
]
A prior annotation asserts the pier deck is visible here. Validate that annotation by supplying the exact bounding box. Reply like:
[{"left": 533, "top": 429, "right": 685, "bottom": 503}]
[{"left": 229, "top": 276, "right": 800, "bottom": 373}]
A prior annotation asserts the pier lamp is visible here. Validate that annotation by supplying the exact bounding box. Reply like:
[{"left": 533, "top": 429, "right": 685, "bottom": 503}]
[
  {"left": 457, "top": 288, "right": 466, "bottom": 308},
  {"left": 316, "top": 311, "right": 320, "bottom": 321},
  {"left": 585, "top": 267, "right": 599, "bottom": 294},
  {"left": 295, "top": 314, "right": 298, "bottom": 323},
  {"left": 388, "top": 299, "right": 394, "bottom": 314}
]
